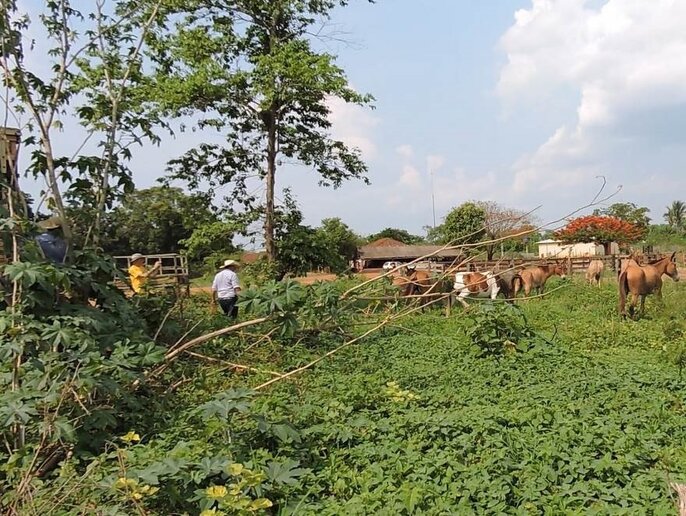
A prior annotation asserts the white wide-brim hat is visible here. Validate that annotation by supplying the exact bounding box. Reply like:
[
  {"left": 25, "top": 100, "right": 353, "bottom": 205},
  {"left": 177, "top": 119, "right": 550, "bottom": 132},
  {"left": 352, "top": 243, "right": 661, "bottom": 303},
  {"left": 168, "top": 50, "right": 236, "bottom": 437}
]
[{"left": 221, "top": 259, "right": 239, "bottom": 268}]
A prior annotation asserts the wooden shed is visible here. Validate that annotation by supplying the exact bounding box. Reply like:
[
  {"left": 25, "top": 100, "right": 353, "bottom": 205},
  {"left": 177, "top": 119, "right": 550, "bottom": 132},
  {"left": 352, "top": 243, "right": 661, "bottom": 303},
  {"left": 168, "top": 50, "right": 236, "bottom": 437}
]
[{"left": 358, "top": 240, "right": 463, "bottom": 269}]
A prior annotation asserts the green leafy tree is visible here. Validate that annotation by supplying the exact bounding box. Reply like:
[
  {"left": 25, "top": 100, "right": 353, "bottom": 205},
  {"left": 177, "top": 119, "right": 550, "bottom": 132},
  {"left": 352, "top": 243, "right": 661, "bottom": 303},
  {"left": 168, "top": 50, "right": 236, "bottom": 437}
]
[
  {"left": 102, "top": 187, "right": 220, "bottom": 255},
  {"left": 428, "top": 202, "right": 486, "bottom": 246},
  {"left": 144, "top": 0, "right": 373, "bottom": 261},
  {"left": 367, "top": 228, "right": 424, "bottom": 245},
  {"left": 664, "top": 200, "right": 686, "bottom": 231},
  {"left": 316, "top": 218, "right": 361, "bottom": 272},
  {"left": 273, "top": 192, "right": 331, "bottom": 279},
  {"left": 593, "top": 202, "right": 651, "bottom": 230},
  {"left": 0, "top": 0, "right": 165, "bottom": 249}
]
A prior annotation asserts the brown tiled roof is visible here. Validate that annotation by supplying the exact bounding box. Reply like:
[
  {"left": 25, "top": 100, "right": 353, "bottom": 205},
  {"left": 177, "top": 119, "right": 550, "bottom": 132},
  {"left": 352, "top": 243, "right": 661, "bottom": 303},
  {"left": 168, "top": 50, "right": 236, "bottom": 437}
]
[{"left": 364, "top": 237, "right": 406, "bottom": 248}]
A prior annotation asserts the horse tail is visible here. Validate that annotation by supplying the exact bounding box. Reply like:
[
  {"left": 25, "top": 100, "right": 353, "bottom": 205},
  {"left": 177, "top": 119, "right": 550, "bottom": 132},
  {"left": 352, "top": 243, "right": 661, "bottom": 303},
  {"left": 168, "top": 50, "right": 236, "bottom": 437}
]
[
  {"left": 618, "top": 269, "right": 629, "bottom": 315},
  {"left": 512, "top": 273, "right": 522, "bottom": 298}
]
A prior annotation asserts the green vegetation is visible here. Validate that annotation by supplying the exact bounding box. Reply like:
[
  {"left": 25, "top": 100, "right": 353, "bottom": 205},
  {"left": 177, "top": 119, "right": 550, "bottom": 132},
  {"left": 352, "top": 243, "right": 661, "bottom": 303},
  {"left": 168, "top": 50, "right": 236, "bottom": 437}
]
[
  {"left": 4, "top": 1, "right": 686, "bottom": 514},
  {"left": 594, "top": 202, "right": 651, "bottom": 230},
  {"left": 7, "top": 274, "right": 686, "bottom": 513},
  {"left": 427, "top": 202, "right": 487, "bottom": 246},
  {"left": 367, "top": 228, "right": 425, "bottom": 245}
]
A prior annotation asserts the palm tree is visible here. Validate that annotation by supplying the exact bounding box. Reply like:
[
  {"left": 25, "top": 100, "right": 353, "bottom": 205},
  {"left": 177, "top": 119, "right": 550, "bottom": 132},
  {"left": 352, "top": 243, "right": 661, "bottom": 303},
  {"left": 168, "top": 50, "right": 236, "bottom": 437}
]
[{"left": 664, "top": 200, "right": 686, "bottom": 230}]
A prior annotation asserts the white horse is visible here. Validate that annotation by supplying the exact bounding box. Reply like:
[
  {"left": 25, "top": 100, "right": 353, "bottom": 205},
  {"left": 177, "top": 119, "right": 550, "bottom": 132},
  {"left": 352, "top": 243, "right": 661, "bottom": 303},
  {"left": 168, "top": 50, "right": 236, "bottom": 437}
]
[{"left": 453, "top": 271, "right": 500, "bottom": 307}]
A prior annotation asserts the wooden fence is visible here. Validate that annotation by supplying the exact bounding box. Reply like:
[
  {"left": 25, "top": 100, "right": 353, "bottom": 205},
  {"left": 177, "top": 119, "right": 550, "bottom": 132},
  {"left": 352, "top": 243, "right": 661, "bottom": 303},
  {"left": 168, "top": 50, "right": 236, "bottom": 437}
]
[
  {"left": 113, "top": 253, "right": 190, "bottom": 297},
  {"left": 395, "top": 252, "right": 686, "bottom": 276}
]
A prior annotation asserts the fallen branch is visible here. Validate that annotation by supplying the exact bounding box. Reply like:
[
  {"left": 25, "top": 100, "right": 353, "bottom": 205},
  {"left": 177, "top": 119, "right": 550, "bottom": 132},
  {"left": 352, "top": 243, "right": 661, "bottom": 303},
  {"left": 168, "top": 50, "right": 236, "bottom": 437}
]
[
  {"left": 184, "top": 351, "right": 287, "bottom": 378},
  {"left": 142, "top": 317, "right": 269, "bottom": 383},
  {"left": 165, "top": 317, "right": 268, "bottom": 362}
]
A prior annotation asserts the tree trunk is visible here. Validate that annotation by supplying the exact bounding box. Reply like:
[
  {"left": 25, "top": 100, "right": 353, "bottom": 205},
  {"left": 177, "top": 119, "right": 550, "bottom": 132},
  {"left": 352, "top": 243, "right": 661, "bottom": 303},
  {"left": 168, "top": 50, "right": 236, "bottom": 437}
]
[
  {"left": 486, "top": 244, "right": 495, "bottom": 261},
  {"left": 264, "top": 111, "right": 277, "bottom": 261}
]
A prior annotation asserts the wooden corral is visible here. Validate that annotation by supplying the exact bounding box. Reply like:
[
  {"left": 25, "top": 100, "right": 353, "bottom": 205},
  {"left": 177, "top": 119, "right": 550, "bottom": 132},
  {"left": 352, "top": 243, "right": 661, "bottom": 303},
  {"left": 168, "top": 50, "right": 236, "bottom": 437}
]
[
  {"left": 0, "top": 127, "right": 22, "bottom": 267},
  {"left": 442, "top": 253, "right": 674, "bottom": 276},
  {"left": 114, "top": 253, "right": 190, "bottom": 298}
]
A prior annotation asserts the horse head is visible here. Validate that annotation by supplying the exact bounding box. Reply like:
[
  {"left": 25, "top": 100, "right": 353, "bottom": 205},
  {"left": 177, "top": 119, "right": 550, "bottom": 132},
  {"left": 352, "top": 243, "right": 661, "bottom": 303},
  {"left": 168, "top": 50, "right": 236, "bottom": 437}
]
[
  {"left": 667, "top": 252, "right": 680, "bottom": 282},
  {"left": 554, "top": 260, "right": 568, "bottom": 279}
]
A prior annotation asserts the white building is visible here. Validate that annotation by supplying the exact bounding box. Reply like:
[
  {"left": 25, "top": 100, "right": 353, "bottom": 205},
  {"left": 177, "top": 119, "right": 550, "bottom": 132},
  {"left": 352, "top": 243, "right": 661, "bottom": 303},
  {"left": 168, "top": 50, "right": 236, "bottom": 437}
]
[{"left": 537, "top": 239, "right": 620, "bottom": 258}]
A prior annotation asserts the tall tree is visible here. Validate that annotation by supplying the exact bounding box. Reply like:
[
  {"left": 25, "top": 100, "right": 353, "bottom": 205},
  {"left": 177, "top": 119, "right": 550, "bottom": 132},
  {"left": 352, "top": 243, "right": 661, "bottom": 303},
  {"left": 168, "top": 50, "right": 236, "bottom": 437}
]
[
  {"left": 427, "top": 202, "right": 486, "bottom": 246},
  {"left": 555, "top": 215, "right": 644, "bottom": 253},
  {"left": 664, "top": 200, "right": 686, "bottom": 231},
  {"left": 144, "top": 0, "right": 373, "bottom": 261},
  {"left": 593, "top": 202, "right": 651, "bottom": 230},
  {"left": 0, "top": 0, "right": 165, "bottom": 250},
  {"left": 476, "top": 201, "right": 535, "bottom": 260}
]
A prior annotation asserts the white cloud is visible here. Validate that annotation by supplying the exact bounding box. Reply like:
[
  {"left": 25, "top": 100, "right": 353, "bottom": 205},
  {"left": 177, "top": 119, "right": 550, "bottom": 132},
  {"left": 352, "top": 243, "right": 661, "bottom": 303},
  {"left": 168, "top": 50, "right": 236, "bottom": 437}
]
[
  {"left": 327, "top": 96, "right": 380, "bottom": 160},
  {"left": 396, "top": 144, "right": 414, "bottom": 160},
  {"left": 498, "top": 0, "right": 686, "bottom": 202},
  {"left": 399, "top": 164, "right": 422, "bottom": 189},
  {"left": 426, "top": 154, "right": 445, "bottom": 174}
]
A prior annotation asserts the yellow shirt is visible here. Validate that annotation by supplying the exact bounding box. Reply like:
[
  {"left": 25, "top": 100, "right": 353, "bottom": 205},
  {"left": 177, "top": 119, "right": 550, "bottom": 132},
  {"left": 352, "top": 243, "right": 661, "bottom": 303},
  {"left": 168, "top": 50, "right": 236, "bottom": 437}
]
[{"left": 128, "top": 264, "right": 147, "bottom": 294}]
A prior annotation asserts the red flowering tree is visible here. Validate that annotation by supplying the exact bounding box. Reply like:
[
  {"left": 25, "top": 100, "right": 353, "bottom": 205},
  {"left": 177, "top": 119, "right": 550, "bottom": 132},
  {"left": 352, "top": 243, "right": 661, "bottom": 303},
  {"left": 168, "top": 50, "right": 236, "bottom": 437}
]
[{"left": 554, "top": 216, "right": 645, "bottom": 254}]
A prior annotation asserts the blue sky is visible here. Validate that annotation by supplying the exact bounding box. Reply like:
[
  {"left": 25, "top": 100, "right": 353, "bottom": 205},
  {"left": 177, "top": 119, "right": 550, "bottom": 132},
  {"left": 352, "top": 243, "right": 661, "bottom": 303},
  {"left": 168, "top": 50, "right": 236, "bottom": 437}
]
[{"left": 16, "top": 0, "right": 686, "bottom": 241}]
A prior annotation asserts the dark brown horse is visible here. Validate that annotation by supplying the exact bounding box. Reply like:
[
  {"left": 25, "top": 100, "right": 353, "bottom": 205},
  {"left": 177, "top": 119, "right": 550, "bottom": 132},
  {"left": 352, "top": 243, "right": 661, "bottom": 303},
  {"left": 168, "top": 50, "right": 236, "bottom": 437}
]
[
  {"left": 619, "top": 252, "right": 679, "bottom": 319},
  {"left": 494, "top": 271, "right": 522, "bottom": 301},
  {"left": 514, "top": 261, "right": 567, "bottom": 297}
]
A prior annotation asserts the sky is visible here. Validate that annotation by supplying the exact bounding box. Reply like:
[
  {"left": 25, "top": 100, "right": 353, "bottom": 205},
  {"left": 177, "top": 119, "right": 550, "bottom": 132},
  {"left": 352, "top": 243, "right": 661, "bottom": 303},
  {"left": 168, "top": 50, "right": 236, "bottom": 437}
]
[{"left": 14, "top": 0, "right": 686, "bottom": 241}]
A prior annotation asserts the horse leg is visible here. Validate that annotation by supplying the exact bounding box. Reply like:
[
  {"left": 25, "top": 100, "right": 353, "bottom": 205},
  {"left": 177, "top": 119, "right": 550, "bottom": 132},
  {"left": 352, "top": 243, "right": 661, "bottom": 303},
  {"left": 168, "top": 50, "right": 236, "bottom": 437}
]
[
  {"left": 639, "top": 294, "right": 646, "bottom": 318},
  {"left": 457, "top": 291, "right": 470, "bottom": 308},
  {"left": 628, "top": 293, "right": 638, "bottom": 319}
]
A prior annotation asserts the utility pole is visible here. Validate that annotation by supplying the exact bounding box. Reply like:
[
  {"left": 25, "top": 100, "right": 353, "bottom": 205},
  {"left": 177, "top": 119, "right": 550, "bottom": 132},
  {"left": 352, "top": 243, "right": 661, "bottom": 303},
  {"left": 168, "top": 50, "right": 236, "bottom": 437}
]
[{"left": 430, "top": 167, "right": 436, "bottom": 228}]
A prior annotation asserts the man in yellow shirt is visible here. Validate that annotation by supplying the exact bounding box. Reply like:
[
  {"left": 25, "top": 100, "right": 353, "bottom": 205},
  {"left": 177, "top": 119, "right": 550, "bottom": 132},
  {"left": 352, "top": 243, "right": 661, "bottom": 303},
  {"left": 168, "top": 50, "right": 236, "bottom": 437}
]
[{"left": 128, "top": 253, "right": 161, "bottom": 294}]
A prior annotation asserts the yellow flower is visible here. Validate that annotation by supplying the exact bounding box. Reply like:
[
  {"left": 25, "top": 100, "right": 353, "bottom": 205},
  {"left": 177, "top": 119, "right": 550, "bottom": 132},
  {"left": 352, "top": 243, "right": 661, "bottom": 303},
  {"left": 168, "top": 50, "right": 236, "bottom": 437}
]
[
  {"left": 205, "top": 485, "right": 228, "bottom": 500},
  {"left": 228, "top": 463, "right": 245, "bottom": 476},
  {"left": 249, "top": 498, "right": 274, "bottom": 511},
  {"left": 121, "top": 431, "right": 141, "bottom": 443},
  {"left": 138, "top": 485, "right": 159, "bottom": 496},
  {"left": 113, "top": 477, "right": 137, "bottom": 490}
]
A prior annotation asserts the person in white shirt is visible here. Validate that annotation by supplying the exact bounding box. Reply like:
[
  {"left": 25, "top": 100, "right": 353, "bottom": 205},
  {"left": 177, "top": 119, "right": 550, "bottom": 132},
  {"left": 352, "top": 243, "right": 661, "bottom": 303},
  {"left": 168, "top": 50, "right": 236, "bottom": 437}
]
[{"left": 211, "top": 259, "right": 242, "bottom": 319}]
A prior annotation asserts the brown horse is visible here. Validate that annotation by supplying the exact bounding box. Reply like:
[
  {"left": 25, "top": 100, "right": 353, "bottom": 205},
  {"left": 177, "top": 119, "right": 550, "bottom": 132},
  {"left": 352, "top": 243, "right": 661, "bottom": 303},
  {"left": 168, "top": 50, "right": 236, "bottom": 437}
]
[
  {"left": 392, "top": 267, "right": 433, "bottom": 297},
  {"left": 585, "top": 260, "right": 604, "bottom": 286},
  {"left": 618, "top": 252, "right": 679, "bottom": 319},
  {"left": 515, "top": 261, "right": 567, "bottom": 297}
]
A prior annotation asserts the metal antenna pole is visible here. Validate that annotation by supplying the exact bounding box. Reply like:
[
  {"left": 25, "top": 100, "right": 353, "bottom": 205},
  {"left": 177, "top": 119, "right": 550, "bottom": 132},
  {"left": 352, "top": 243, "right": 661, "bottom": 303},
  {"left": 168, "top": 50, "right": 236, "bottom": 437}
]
[{"left": 430, "top": 168, "right": 436, "bottom": 228}]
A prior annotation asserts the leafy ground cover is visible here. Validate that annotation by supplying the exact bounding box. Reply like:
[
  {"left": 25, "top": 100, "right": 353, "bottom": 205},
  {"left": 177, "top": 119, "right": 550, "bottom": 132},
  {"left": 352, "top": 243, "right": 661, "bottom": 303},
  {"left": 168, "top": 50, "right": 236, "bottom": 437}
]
[{"left": 17, "top": 276, "right": 686, "bottom": 514}]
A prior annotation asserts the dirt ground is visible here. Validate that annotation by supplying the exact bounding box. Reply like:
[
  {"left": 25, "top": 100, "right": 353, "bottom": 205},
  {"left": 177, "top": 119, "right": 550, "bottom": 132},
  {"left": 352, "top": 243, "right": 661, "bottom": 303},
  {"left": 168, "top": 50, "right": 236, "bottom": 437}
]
[{"left": 190, "top": 269, "right": 385, "bottom": 294}]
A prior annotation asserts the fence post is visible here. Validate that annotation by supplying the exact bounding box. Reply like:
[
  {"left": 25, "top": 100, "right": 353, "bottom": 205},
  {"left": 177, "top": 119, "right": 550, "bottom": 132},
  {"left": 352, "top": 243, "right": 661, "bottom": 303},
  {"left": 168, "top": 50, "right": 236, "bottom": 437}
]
[{"left": 567, "top": 256, "right": 573, "bottom": 276}]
